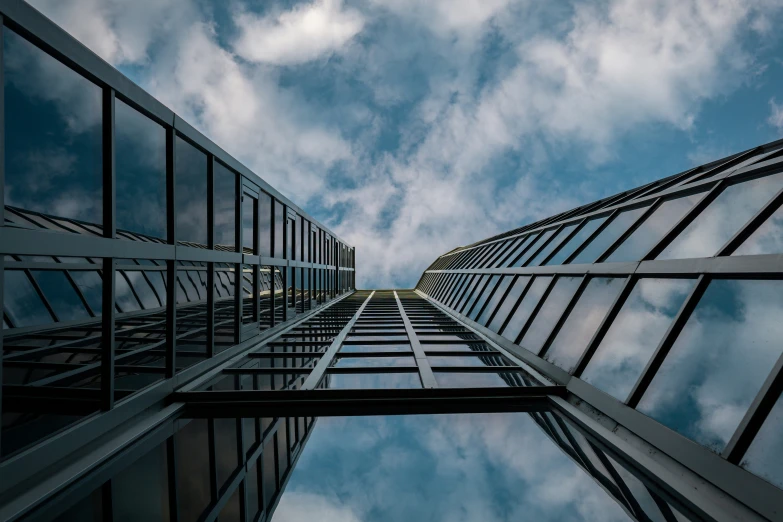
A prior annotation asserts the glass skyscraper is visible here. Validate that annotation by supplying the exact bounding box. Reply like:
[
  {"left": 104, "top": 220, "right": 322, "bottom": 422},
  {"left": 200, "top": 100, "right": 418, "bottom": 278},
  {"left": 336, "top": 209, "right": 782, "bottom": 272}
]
[{"left": 1, "top": 2, "right": 781, "bottom": 521}]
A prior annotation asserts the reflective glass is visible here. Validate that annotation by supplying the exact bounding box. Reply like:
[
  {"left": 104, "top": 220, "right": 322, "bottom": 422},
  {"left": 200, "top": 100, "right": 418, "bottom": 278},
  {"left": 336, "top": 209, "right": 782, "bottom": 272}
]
[
  {"left": 428, "top": 355, "right": 512, "bottom": 367},
  {"left": 582, "top": 279, "right": 695, "bottom": 402},
  {"left": 340, "top": 344, "right": 412, "bottom": 353},
  {"left": 325, "top": 372, "right": 421, "bottom": 389},
  {"left": 499, "top": 235, "right": 534, "bottom": 267},
  {"left": 520, "top": 277, "right": 582, "bottom": 354},
  {"left": 741, "top": 392, "right": 783, "bottom": 489},
  {"left": 502, "top": 276, "right": 551, "bottom": 341},
  {"left": 605, "top": 194, "right": 701, "bottom": 263},
  {"left": 4, "top": 28, "right": 102, "bottom": 227},
  {"left": 476, "top": 276, "right": 513, "bottom": 326},
  {"left": 175, "top": 138, "right": 208, "bottom": 246},
  {"left": 214, "top": 163, "right": 237, "bottom": 251},
  {"left": 528, "top": 223, "right": 579, "bottom": 266},
  {"left": 487, "top": 276, "right": 531, "bottom": 333},
  {"left": 604, "top": 454, "right": 667, "bottom": 522},
  {"left": 421, "top": 343, "right": 491, "bottom": 352},
  {"left": 31, "top": 270, "right": 90, "bottom": 321},
  {"left": 658, "top": 173, "right": 783, "bottom": 260},
  {"left": 545, "top": 216, "right": 609, "bottom": 265},
  {"left": 435, "top": 372, "right": 536, "bottom": 387},
  {"left": 332, "top": 357, "right": 416, "bottom": 368},
  {"left": 3, "top": 270, "right": 53, "bottom": 327},
  {"left": 461, "top": 275, "right": 490, "bottom": 315},
  {"left": 125, "top": 271, "right": 162, "bottom": 309},
  {"left": 115, "top": 99, "right": 166, "bottom": 240},
  {"left": 544, "top": 277, "right": 625, "bottom": 373},
  {"left": 259, "top": 193, "right": 273, "bottom": 258},
  {"left": 112, "top": 443, "right": 170, "bottom": 522},
  {"left": 638, "top": 279, "right": 783, "bottom": 452},
  {"left": 175, "top": 420, "right": 211, "bottom": 522},
  {"left": 732, "top": 203, "right": 783, "bottom": 256},
  {"left": 571, "top": 206, "right": 648, "bottom": 264},
  {"left": 274, "top": 413, "right": 633, "bottom": 521},
  {"left": 512, "top": 229, "right": 556, "bottom": 267}
]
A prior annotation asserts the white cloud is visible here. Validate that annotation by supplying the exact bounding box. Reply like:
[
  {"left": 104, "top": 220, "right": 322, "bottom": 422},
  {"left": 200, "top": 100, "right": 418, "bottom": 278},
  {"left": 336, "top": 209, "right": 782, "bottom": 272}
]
[
  {"left": 274, "top": 491, "right": 363, "bottom": 522},
  {"left": 233, "top": 0, "right": 365, "bottom": 65},
  {"left": 768, "top": 98, "right": 783, "bottom": 131}
]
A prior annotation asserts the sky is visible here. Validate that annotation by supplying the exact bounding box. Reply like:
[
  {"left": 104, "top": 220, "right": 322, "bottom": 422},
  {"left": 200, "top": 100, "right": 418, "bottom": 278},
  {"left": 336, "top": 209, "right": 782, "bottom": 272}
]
[{"left": 26, "top": 0, "right": 783, "bottom": 288}]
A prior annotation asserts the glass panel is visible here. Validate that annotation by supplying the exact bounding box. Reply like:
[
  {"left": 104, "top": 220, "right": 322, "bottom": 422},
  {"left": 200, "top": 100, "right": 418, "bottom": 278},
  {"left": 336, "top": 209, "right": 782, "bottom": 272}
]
[
  {"left": 582, "top": 279, "right": 695, "bottom": 402},
  {"left": 112, "top": 442, "right": 170, "bottom": 522},
  {"left": 275, "top": 414, "right": 633, "bottom": 522},
  {"left": 604, "top": 455, "right": 667, "bottom": 522},
  {"left": 741, "top": 392, "right": 783, "bottom": 489},
  {"left": 4, "top": 28, "right": 102, "bottom": 228},
  {"left": 571, "top": 206, "right": 648, "bottom": 264},
  {"left": 259, "top": 193, "right": 273, "bottom": 258},
  {"left": 499, "top": 235, "right": 534, "bottom": 267},
  {"left": 274, "top": 201, "right": 285, "bottom": 258},
  {"left": 546, "top": 216, "right": 609, "bottom": 265},
  {"left": 220, "top": 486, "right": 242, "bottom": 522},
  {"left": 501, "top": 276, "right": 552, "bottom": 341},
  {"left": 528, "top": 223, "right": 579, "bottom": 266},
  {"left": 435, "top": 371, "right": 535, "bottom": 387},
  {"left": 545, "top": 277, "right": 625, "bottom": 373},
  {"left": 637, "top": 279, "right": 783, "bottom": 452},
  {"left": 476, "top": 276, "right": 513, "bottom": 326},
  {"left": 215, "top": 419, "right": 239, "bottom": 491},
  {"left": 176, "top": 420, "right": 211, "bottom": 522},
  {"left": 214, "top": 163, "right": 237, "bottom": 251},
  {"left": 428, "top": 355, "right": 512, "bottom": 367},
  {"left": 31, "top": 270, "right": 90, "bottom": 321},
  {"left": 71, "top": 270, "right": 103, "bottom": 315},
  {"left": 115, "top": 99, "right": 166, "bottom": 240},
  {"left": 461, "top": 275, "right": 489, "bottom": 315},
  {"left": 511, "top": 229, "right": 556, "bottom": 267},
  {"left": 332, "top": 357, "right": 416, "bottom": 368},
  {"left": 658, "top": 173, "right": 783, "bottom": 260},
  {"left": 733, "top": 203, "right": 783, "bottom": 256},
  {"left": 605, "top": 194, "right": 701, "bottom": 263},
  {"left": 175, "top": 137, "right": 208, "bottom": 246},
  {"left": 324, "top": 372, "right": 421, "bottom": 389},
  {"left": 487, "top": 276, "right": 530, "bottom": 333},
  {"left": 520, "top": 277, "right": 582, "bottom": 354}
]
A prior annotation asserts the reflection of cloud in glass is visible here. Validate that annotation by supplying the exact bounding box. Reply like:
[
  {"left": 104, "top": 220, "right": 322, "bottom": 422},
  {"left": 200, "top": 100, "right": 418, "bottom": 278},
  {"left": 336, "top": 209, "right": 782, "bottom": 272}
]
[
  {"left": 520, "top": 277, "right": 581, "bottom": 354},
  {"left": 545, "top": 277, "right": 624, "bottom": 373},
  {"left": 274, "top": 414, "right": 632, "bottom": 522},
  {"left": 175, "top": 137, "right": 209, "bottom": 246},
  {"left": 732, "top": 204, "right": 783, "bottom": 256},
  {"left": 571, "top": 207, "right": 647, "bottom": 264},
  {"left": 657, "top": 173, "right": 783, "bottom": 260},
  {"left": 741, "top": 393, "right": 783, "bottom": 489},
  {"left": 637, "top": 279, "right": 783, "bottom": 452},
  {"left": 581, "top": 278, "right": 695, "bottom": 402},
  {"left": 326, "top": 372, "right": 421, "bottom": 389}
]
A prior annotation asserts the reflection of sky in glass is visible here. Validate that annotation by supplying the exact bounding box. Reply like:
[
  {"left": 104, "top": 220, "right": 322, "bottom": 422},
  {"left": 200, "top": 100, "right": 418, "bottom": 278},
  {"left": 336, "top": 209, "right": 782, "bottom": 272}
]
[
  {"left": 325, "top": 373, "right": 421, "bottom": 389},
  {"left": 605, "top": 195, "right": 701, "bottom": 263},
  {"left": 581, "top": 279, "right": 695, "bottom": 402},
  {"left": 546, "top": 217, "right": 608, "bottom": 266},
  {"left": 4, "top": 28, "right": 102, "bottom": 226},
  {"left": 604, "top": 454, "right": 667, "bottom": 522},
  {"left": 528, "top": 223, "right": 580, "bottom": 266},
  {"left": 468, "top": 275, "right": 499, "bottom": 321},
  {"left": 741, "top": 393, "right": 783, "bottom": 489},
  {"left": 115, "top": 99, "right": 166, "bottom": 240},
  {"left": 215, "top": 164, "right": 237, "bottom": 250},
  {"left": 31, "top": 270, "right": 90, "bottom": 322},
  {"left": 477, "top": 276, "right": 513, "bottom": 326},
  {"left": 175, "top": 138, "right": 208, "bottom": 246},
  {"left": 545, "top": 278, "right": 625, "bottom": 373},
  {"left": 499, "top": 236, "right": 533, "bottom": 267},
  {"left": 571, "top": 207, "right": 647, "bottom": 264},
  {"left": 4, "top": 270, "right": 54, "bottom": 327},
  {"left": 637, "top": 279, "right": 783, "bottom": 452},
  {"left": 657, "top": 173, "right": 783, "bottom": 260},
  {"left": 732, "top": 203, "right": 783, "bottom": 256},
  {"left": 273, "top": 414, "right": 632, "bottom": 522},
  {"left": 332, "top": 357, "right": 416, "bottom": 368},
  {"left": 512, "top": 229, "right": 556, "bottom": 267},
  {"left": 500, "top": 276, "right": 547, "bottom": 340},
  {"left": 429, "top": 355, "right": 512, "bottom": 367},
  {"left": 520, "top": 277, "right": 581, "bottom": 354}
]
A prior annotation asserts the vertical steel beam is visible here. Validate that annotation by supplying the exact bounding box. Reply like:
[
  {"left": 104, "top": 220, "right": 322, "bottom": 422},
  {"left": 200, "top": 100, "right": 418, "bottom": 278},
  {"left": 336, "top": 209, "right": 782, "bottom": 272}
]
[
  {"left": 207, "top": 155, "right": 215, "bottom": 357},
  {"left": 394, "top": 291, "right": 437, "bottom": 388},
  {"left": 165, "top": 128, "right": 177, "bottom": 378},
  {"left": 101, "top": 87, "right": 116, "bottom": 411}
]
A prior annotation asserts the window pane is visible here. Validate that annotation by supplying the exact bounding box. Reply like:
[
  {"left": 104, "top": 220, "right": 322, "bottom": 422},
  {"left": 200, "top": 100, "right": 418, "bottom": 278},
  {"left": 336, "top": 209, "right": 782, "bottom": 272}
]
[
  {"left": 520, "top": 277, "right": 582, "bottom": 354},
  {"left": 741, "top": 393, "right": 783, "bottom": 489},
  {"left": 571, "top": 206, "right": 648, "bottom": 264},
  {"left": 4, "top": 270, "right": 53, "bottom": 327},
  {"left": 511, "top": 229, "right": 556, "bottom": 267},
  {"left": 546, "top": 216, "right": 609, "bottom": 265},
  {"left": 332, "top": 356, "right": 416, "bottom": 368},
  {"left": 606, "top": 194, "right": 701, "bottom": 263},
  {"left": 582, "top": 279, "right": 695, "bottom": 402},
  {"left": 732, "top": 203, "right": 783, "bottom": 256},
  {"left": 499, "top": 235, "right": 534, "bottom": 267},
  {"left": 176, "top": 420, "right": 211, "bottom": 522},
  {"left": 604, "top": 454, "right": 668, "bottom": 522},
  {"left": 528, "top": 223, "right": 580, "bottom": 266},
  {"left": 113, "top": 442, "right": 170, "bottom": 522},
  {"left": 501, "top": 276, "right": 551, "bottom": 341},
  {"left": 259, "top": 193, "right": 273, "bottom": 258},
  {"left": 476, "top": 276, "right": 513, "bottom": 326},
  {"left": 487, "top": 276, "right": 530, "bottom": 333},
  {"left": 428, "top": 355, "right": 512, "bottom": 367},
  {"left": 435, "top": 371, "right": 536, "bottom": 387},
  {"left": 637, "top": 279, "right": 783, "bottom": 452},
  {"left": 175, "top": 138, "right": 208, "bottom": 246},
  {"left": 4, "top": 28, "right": 102, "bottom": 228},
  {"left": 657, "top": 173, "right": 783, "bottom": 260},
  {"left": 545, "top": 277, "right": 625, "bottom": 373},
  {"left": 31, "top": 270, "right": 90, "bottom": 321},
  {"left": 214, "top": 163, "right": 236, "bottom": 251},
  {"left": 115, "top": 99, "right": 166, "bottom": 240},
  {"left": 324, "top": 372, "right": 421, "bottom": 389}
]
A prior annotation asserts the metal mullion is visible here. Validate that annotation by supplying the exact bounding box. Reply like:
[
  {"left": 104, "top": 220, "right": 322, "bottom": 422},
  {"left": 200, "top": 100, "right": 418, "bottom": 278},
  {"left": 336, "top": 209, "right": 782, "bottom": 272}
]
[
  {"left": 592, "top": 444, "right": 645, "bottom": 519},
  {"left": 432, "top": 273, "right": 455, "bottom": 301},
  {"left": 471, "top": 244, "right": 498, "bottom": 269},
  {"left": 442, "top": 273, "right": 467, "bottom": 306},
  {"left": 206, "top": 155, "right": 216, "bottom": 357},
  {"left": 101, "top": 87, "right": 117, "bottom": 411},
  {"left": 118, "top": 270, "right": 145, "bottom": 311},
  {"left": 395, "top": 291, "right": 436, "bottom": 388},
  {"left": 24, "top": 269, "right": 58, "bottom": 322},
  {"left": 507, "top": 234, "right": 541, "bottom": 267},
  {"left": 642, "top": 182, "right": 724, "bottom": 260},
  {"left": 626, "top": 275, "right": 709, "bottom": 407},
  {"left": 596, "top": 201, "right": 660, "bottom": 262},
  {"left": 450, "top": 273, "right": 477, "bottom": 309},
  {"left": 573, "top": 276, "right": 636, "bottom": 377},
  {"left": 539, "top": 219, "right": 586, "bottom": 266},
  {"left": 688, "top": 147, "right": 762, "bottom": 185},
  {"left": 716, "top": 184, "right": 783, "bottom": 256},
  {"left": 456, "top": 273, "right": 484, "bottom": 315},
  {"left": 722, "top": 350, "right": 783, "bottom": 463},
  {"left": 563, "top": 209, "right": 620, "bottom": 264},
  {"left": 522, "top": 224, "right": 565, "bottom": 267},
  {"left": 537, "top": 275, "right": 590, "bottom": 358},
  {"left": 511, "top": 276, "right": 557, "bottom": 344},
  {"left": 208, "top": 419, "right": 219, "bottom": 503},
  {"left": 484, "top": 275, "right": 519, "bottom": 327},
  {"left": 300, "top": 292, "right": 374, "bottom": 390}
]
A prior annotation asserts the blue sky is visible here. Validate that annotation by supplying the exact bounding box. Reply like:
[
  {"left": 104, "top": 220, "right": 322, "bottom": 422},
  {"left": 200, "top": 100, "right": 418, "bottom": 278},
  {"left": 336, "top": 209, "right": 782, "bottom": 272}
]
[{"left": 28, "top": 0, "right": 783, "bottom": 288}]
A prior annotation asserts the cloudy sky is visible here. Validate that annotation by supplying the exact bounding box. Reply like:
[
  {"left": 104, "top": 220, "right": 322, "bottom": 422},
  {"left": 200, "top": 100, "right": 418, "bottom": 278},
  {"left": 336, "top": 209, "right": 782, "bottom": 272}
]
[{"left": 27, "top": 0, "right": 783, "bottom": 288}]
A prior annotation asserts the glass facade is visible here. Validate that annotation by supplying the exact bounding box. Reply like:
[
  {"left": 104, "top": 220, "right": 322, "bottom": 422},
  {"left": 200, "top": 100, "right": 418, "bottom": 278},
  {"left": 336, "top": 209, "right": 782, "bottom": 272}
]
[{"left": 1, "top": 4, "right": 781, "bottom": 522}]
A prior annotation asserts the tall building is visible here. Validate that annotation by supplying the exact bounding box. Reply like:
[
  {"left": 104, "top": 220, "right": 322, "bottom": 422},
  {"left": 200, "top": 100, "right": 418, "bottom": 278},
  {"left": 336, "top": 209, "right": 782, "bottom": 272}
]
[{"left": 0, "top": 1, "right": 781, "bottom": 521}]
